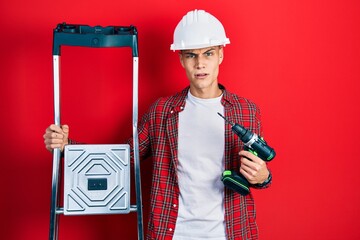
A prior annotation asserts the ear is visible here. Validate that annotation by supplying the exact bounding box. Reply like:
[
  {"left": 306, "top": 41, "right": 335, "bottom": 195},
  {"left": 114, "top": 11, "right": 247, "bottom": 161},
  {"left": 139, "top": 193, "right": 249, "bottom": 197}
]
[
  {"left": 219, "top": 47, "right": 224, "bottom": 65},
  {"left": 179, "top": 52, "right": 185, "bottom": 68}
]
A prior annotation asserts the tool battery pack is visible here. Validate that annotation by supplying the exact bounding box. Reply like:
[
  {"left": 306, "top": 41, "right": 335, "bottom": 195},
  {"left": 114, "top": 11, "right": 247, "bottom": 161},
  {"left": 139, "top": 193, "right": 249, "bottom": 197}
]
[{"left": 221, "top": 170, "right": 250, "bottom": 196}]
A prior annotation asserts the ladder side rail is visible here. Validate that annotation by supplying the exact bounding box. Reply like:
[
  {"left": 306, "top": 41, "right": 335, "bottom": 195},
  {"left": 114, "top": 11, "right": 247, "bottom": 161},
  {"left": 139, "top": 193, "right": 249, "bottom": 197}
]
[
  {"left": 131, "top": 31, "right": 143, "bottom": 239},
  {"left": 132, "top": 55, "right": 144, "bottom": 240},
  {"left": 49, "top": 55, "right": 62, "bottom": 240}
]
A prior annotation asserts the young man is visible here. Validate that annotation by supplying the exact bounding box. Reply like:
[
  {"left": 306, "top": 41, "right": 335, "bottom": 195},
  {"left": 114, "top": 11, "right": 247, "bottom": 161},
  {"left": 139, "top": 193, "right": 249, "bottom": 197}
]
[{"left": 44, "top": 9, "right": 271, "bottom": 240}]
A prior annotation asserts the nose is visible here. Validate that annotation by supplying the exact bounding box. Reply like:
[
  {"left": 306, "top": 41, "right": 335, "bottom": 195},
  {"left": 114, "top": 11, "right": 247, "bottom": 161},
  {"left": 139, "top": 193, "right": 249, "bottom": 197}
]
[{"left": 195, "top": 56, "right": 205, "bottom": 69}]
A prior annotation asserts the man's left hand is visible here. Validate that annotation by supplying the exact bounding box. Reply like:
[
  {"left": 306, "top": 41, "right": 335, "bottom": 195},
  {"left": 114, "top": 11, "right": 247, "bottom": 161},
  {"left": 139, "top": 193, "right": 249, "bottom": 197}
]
[{"left": 239, "top": 150, "right": 269, "bottom": 185}]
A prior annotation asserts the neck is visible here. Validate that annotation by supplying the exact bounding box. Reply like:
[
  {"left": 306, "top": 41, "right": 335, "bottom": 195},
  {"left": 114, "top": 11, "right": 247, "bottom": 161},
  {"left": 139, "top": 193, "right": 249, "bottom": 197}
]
[{"left": 189, "top": 85, "right": 223, "bottom": 99}]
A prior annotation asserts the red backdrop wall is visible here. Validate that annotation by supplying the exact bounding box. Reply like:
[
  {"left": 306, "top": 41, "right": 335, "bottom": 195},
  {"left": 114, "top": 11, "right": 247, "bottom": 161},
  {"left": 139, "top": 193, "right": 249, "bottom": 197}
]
[{"left": 1, "top": 0, "right": 359, "bottom": 239}]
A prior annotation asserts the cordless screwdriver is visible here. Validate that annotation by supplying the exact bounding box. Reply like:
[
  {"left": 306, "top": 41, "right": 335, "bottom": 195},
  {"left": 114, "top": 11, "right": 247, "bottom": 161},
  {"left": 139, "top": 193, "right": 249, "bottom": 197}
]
[{"left": 217, "top": 112, "right": 276, "bottom": 195}]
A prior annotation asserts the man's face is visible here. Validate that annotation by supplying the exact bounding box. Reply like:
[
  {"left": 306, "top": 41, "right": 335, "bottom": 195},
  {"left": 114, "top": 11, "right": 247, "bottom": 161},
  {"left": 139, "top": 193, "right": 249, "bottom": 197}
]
[{"left": 179, "top": 46, "right": 224, "bottom": 96}]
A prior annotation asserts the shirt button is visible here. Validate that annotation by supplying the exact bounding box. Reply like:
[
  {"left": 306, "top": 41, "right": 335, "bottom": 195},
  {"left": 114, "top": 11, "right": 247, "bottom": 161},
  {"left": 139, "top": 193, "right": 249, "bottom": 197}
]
[
  {"left": 173, "top": 204, "right": 177, "bottom": 208},
  {"left": 169, "top": 228, "right": 173, "bottom": 232},
  {"left": 170, "top": 110, "right": 174, "bottom": 114}
]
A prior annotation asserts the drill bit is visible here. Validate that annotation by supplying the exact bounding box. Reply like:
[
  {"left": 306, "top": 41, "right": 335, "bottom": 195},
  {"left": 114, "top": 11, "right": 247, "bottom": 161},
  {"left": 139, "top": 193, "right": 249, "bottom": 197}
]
[{"left": 217, "top": 112, "right": 235, "bottom": 126}]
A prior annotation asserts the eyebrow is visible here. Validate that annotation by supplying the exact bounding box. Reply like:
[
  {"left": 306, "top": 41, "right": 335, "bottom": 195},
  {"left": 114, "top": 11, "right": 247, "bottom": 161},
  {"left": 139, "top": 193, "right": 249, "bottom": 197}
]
[
  {"left": 182, "top": 48, "right": 216, "bottom": 55},
  {"left": 203, "top": 48, "right": 216, "bottom": 54}
]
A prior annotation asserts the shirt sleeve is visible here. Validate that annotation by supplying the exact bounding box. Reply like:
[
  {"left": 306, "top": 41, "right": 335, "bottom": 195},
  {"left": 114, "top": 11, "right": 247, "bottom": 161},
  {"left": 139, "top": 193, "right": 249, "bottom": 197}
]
[{"left": 127, "top": 106, "right": 152, "bottom": 161}]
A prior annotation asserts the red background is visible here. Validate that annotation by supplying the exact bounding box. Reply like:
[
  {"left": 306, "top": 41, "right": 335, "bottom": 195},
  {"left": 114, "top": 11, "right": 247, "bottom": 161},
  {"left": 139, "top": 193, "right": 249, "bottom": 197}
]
[{"left": 1, "top": 0, "right": 360, "bottom": 239}]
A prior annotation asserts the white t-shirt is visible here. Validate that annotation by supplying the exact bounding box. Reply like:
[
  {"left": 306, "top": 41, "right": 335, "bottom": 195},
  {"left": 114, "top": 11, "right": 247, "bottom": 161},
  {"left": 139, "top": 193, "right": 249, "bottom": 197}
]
[{"left": 173, "top": 91, "right": 226, "bottom": 240}]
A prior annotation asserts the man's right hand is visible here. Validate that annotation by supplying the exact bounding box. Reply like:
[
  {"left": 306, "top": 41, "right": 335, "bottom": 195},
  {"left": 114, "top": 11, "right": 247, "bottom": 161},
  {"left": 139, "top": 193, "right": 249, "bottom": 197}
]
[{"left": 43, "top": 124, "right": 69, "bottom": 152}]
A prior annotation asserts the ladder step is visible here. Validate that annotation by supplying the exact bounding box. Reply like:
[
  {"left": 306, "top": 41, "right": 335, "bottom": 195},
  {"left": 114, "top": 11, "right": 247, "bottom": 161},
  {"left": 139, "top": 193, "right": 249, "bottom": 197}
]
[{"left": 56, "top": 208, "right": 64, "bottom": 214}]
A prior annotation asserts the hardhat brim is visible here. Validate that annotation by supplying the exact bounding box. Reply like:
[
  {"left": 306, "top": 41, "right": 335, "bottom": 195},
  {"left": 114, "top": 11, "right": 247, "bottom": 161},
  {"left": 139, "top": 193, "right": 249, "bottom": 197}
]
[{"left": 170, "top": 39, "right": 230, "bottom": 51}]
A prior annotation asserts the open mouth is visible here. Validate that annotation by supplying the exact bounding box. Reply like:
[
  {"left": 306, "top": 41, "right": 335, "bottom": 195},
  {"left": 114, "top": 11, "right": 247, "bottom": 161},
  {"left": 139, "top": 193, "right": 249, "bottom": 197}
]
[{"left": 195, "top": 73, "right": 208, "bottom": 78}]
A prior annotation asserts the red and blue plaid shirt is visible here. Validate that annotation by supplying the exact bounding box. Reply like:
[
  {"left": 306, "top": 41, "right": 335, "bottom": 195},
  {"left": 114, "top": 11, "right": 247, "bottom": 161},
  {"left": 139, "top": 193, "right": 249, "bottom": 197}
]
[{"left": 129, "top": 85, "right": 270, "bottom": 240}]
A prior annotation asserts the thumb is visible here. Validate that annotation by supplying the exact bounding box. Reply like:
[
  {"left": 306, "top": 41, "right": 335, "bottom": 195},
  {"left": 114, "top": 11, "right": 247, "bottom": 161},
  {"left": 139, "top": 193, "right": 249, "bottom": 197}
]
[{"left": 62, "top": 125, "right": 69, "bottom": 137}]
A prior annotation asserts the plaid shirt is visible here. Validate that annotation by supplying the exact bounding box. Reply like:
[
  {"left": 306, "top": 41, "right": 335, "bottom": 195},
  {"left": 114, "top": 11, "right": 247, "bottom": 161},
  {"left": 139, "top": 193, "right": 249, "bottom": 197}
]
[{"left": 129, "top": 85, "right": 270, "bottom": 240}]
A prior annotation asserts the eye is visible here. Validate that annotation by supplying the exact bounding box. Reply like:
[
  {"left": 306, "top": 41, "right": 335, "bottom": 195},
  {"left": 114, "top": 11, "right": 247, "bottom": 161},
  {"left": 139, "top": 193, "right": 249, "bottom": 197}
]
[
  {"left": 205, "top": 51, "right": 214, "bottom": 57},
  {"left": 185, "top": 53, "right": 196, "bottom": 58}
]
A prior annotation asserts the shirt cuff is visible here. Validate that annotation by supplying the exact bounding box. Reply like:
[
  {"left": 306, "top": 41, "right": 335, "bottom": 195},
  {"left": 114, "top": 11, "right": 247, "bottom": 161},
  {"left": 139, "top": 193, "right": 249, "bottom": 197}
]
[{"left": 253, "top": 171, "right": 272, "bottom": 188}]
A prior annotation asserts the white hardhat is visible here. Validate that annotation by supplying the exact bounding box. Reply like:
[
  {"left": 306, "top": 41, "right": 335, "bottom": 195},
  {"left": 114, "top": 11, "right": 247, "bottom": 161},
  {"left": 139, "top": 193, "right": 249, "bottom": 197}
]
[{"left": 170, "top": 9, "right": 230, "bottom": 51}]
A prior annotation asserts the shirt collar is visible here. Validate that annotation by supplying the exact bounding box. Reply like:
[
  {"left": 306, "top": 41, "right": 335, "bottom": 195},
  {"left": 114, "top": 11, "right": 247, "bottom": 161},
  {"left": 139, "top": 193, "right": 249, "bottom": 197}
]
[{"left": 171, "top": 84, "right": 235, "bottom": 111}]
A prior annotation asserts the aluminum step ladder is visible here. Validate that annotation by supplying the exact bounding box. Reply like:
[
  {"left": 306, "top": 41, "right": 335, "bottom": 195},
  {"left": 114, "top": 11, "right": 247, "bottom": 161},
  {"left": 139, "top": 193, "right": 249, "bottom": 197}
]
[{"left": 49, "top": 23, "right": 143, "bottom": 240}]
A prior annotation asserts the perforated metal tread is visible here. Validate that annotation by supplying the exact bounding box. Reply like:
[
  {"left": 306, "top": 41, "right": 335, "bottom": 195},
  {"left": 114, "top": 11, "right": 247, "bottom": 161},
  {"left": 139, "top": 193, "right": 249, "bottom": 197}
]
[{"left": 63, "top": 144, "right": 130, "bottom": 215}]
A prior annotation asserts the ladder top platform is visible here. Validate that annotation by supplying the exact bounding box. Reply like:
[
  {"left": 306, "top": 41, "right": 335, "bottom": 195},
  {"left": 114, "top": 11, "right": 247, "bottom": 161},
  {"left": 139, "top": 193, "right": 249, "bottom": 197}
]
[{"left": 53, "top": 23, "right": 138, "bottom": 56}]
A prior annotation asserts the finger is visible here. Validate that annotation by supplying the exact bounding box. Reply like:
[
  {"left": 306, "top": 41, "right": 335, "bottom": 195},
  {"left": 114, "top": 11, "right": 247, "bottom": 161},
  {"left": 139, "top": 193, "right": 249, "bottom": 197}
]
[
  {"left": 54, "top": 132, "right": 63, "bottom": 139},
  {"left": 45, "top": 128, "right": 62, "bottom": 137},
  {"left": 239, "top": 150, "right": 253, "bottom": 158},
  {"left": 239, "top": 150, "right": 248, "bottom": 156},
  {"left": 52, "top": 131, "right": 67, "bottom": 139},
  {"left": 44, "top": 139, "right": 64, "bottom": 152},
  {"left": 45, "top": 138, "right": 65, "bottom": 151},
  {"left": 240, "top": 163, "right": 255, "bottom": 176},
  {"left": 45, "top": 128, "right": 54, "bottom": 134},
  {"left": 240, "top": 157, "right": 256, "bottom": 168},
  {"left": 242, "top": 164, "right": 270, "bottom": 185},
  {"left": 61, "top": 125, "right": 69, "bottom": 141},
  {"left": 239, "top": 167, "right": 256, "bottom": 184},
  {"left": 44, "top": 132, "right": 63, "bottom": 140},
  {"left": 43, "top": 132, "right": 53, "bottom": 140},
  {"left": 48, "top": 124, "right": 64, "bottom": 133},
  {"left": 241, "top": 163, "right": 264, "bottom": 184},
  {"left": 61, "top": 125, "right": 69, "bottom": 134},
  {"left": 44, "top": 138, "right": 63, "bottom": 148},
  {"left": 44, "top": 138, "right": 64, "bottom": 144},
  {"left": 239, "top": 150, "right": 254, "bottom": 160},
  {"left": 239, "top": 150, "right": 263, "bottom": 163},
  {"left": 243, "top": 158, "right": 264, "bottom": 173}
]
